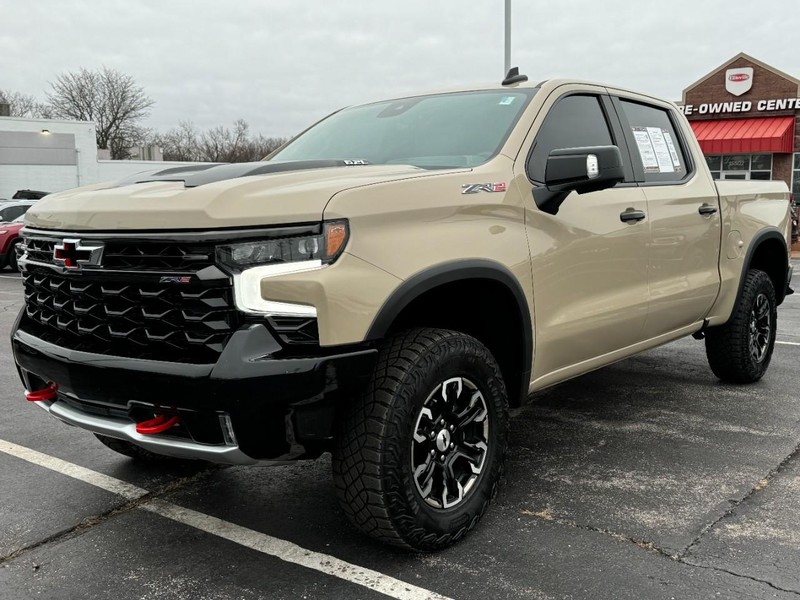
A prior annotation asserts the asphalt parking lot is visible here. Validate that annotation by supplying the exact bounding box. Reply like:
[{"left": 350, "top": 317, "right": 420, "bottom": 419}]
[{"left": 1, "top": 263, "right": 799, "bottom": 600}]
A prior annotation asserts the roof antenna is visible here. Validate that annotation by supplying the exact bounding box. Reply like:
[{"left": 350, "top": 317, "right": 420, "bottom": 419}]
[{"left": 502, "top": 67, "right": 528, "bottom": 86}]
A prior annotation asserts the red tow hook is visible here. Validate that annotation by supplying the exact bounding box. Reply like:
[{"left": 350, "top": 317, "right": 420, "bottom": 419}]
[
  {"left": 25, "top": 382, "right": 59, "bottom": 402},
  {"left": 135, "top": 414, "right": 180, "bottom": 435}
]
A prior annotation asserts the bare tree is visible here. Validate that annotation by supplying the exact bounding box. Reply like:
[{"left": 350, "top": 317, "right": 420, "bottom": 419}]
[
  {"left": 196, "top": 120, "right": 288, "bottom": 162},
  {"left": 147, "top": 119, "right": 289, "bottom": 163},
  {"left": 0, "top": 89, "right": 51, "bottom": 118},
  {"left": 251, "top": 134, "right": 288, "bottom": 159},
  {"left": 46, "top": 67, "right": 154, "bottom": 159},
  {"left": 198, "top": 119, "right": 251, "bottom": 162},
  {"left": 152, "top": 121, "right": 202, "bottom": 161}
]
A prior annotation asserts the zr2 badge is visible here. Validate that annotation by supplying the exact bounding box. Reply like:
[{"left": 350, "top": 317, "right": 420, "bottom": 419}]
[{"left": 461, "top": 182, "right": 507, "bottom": 194}]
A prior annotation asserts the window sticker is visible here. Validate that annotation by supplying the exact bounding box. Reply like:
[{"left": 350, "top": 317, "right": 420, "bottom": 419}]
[
  {"left": 498, "top": 96, "right": 516, "bottom": 105},
  {"left": 646, "top": 127, "right": 675, "bottom": 174},
  {"left": 661, "top": 131, "right": 682, "bottom": 171},
  {"left": 632, "top": 127, "right": 660, "bottom": 173}
]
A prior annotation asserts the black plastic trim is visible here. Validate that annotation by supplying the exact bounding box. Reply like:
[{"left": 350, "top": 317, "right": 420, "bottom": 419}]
[
  {"left": 12, "top": 322, "right": 378, "bottom": 460},
  {"left": 735, "top": 228, "right": 789, "bottom": 308},
  {"left": 21, "top": 223, "right": 321, "bottom": 242},
  {"left": 365, "top": 260, "right": 533, "bottom": 404}
]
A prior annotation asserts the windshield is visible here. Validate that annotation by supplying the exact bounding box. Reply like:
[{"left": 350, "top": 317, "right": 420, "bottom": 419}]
[{"left": 270, "top": 90, "right": 536, "bottom": 169}]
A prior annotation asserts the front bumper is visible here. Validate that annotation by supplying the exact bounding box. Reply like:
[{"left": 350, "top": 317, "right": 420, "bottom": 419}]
[{"left": 12, "top": 316, "right": 377, "bottom": 464}]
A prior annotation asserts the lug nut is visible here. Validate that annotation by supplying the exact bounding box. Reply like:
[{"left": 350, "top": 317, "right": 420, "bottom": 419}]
[
  {"left": 430, "top": 449, "right": 436, "bottom": 456},
  {"left": 449, "top": 425, "right": 455, "bottom": 432},
  {"left": 439, "top": 454, "right": 446, "bottom": 462},
  {"left": 449, "top": 443, "right": 455, "bottom": 450}
]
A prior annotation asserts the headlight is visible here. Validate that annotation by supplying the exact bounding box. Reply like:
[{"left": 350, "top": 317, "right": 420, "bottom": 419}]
[
  {"left": 218, "top": 221, "right": 349, "bottom": 317},
  {"left": 217, "top": 221, "right": 348, "bottom": 271}
]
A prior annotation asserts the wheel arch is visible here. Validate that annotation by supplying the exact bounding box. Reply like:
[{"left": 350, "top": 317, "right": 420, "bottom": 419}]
[
  {"left": 365, "top": 260, "right": 533, "bottom": 406},
  {"left": 739, "top": 228, "right": 789, "bottom": 306}
]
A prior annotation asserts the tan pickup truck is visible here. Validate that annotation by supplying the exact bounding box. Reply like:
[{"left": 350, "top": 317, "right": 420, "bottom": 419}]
[{"left": 12, "top": 70, "right": 794, "bottom": 551}]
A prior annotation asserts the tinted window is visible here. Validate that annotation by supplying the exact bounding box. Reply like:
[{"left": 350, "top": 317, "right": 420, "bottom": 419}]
[
  {"left": 528, "top": 95, "right": 613, "bottom": 183},
  {"left": 619, "top": 100, "right": 688, "bottom": 183},
  {"left": 0, "top": 205, "right": 26, "bottom": 222}
]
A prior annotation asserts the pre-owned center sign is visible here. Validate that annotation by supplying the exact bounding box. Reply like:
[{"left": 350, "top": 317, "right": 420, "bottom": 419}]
[{"left": 679, "top": 98, "right": 800, "bottom": 116}]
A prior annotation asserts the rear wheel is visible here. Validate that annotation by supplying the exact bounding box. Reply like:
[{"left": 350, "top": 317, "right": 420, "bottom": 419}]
[
  {"left": 705, "top": 269, "right": 777, "bottom": 383},
  {"left": 333, "top": 328, "right": 509, "bottom": 551}
]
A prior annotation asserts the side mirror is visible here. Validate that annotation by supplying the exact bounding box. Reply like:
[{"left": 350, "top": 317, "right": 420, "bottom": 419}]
[{"left": 544, "top": 145, "right": 625, "bottom": 194}]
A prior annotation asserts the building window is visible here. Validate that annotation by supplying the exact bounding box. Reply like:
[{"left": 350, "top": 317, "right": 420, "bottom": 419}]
[
  {"left": 706, "top": 155, "right": 721, "bottom": 179},
  {"left": 793, "top": 154, "right": 800, "bottom": 197},
  {"left": 705, "top": 154, "right": 771, "bottom": 180}
]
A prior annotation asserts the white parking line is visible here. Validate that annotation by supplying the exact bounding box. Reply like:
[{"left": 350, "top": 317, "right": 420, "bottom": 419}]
[
  {"left": 0, "top": 440, "right": 147, "bottom": 500},
  {"left": 777, "top": 340, "right": 800, "bottom": 346},
  {"left": 0, "top": 438, "right": 451, "bottom": 600},
  {"left": 0, "top": 275, "right": 20, "bottom": 280}
]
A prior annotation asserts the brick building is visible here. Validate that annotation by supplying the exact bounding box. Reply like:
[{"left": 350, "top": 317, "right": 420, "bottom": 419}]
[{"left": 679, "top": 52, "right": 800, "bottom": 250}]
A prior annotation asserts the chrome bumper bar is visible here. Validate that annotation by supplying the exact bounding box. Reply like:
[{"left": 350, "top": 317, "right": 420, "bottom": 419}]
[{"left": 34, "top": 399, "right": 295, "bottom": 467}]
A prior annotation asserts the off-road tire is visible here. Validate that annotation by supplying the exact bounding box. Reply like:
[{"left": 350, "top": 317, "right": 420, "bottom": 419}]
[
  {"left": 94, "top": 433, "right": 191, "bottom": 463},
  {"left": 332, "top": 328, "right": 509, "bottom": 551},
  {"left": 705, "top": 269, "right": 777, "bottom": 383}
]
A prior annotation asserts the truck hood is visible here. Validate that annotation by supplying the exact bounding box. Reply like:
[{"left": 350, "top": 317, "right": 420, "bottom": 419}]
[{"left": 24, "top": 162, "right": 467, "bottom": 231}]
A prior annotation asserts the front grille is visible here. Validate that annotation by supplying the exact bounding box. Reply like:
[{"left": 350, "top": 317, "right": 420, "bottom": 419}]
[
  {"left": 25, "top": 237, "right": 216, "bottom": 271},
  {"left": 25, "top": 237, "right": 56, "bottom": 264},
  {"left": 22, "top": 265, "right": 240, "bottom": 363}
]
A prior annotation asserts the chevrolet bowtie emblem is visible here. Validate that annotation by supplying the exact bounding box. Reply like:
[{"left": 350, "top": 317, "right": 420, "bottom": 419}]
[{"left": 53, "top": 239, "right": 104, "bottom": 269}]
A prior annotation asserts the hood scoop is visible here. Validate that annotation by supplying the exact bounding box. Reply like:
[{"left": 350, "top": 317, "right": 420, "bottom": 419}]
[{"left": 113, "top": 160, "right": 371, "bottom": 189}]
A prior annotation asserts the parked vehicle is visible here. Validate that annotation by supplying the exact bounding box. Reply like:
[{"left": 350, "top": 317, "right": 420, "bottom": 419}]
[
  {"left": 0, "top": 200, "right": 36, "bottom": 224},
  {"left": 0, "top": 215, "right": 25, "bottom": 271},
  {"left": 12, "top": 190, "right": 49, "bottom": 200},
  {"left": 12, "top": 72, "right": 794, "bottom": 551}
]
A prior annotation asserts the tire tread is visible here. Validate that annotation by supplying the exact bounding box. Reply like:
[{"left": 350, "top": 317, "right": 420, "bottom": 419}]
[
  {"left": 705, "top": 269, "right": 777, "bottom": 383},
  {"left": 332, "top": 327, "right": 508, "bottom": 551}
]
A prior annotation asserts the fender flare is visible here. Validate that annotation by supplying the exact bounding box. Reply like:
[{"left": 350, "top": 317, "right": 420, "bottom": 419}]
[
  {"left": 736, "top": 228, "right": 789, "bottom": 306},
  {"left": 365, "top": 259, "right": 533, "bottom": 403}
]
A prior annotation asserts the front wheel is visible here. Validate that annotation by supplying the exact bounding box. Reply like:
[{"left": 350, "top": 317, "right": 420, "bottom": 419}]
[
  {"left": 705, "top": 269, "right": 777, "bottom": 383},
  {"left": 332, "top": 328, "right": 509, "bottom": 551}
]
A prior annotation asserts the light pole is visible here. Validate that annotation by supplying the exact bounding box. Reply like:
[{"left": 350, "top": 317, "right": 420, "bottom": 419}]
[{"left": 504, "top": 0, "right": 511, "bottom": 75}]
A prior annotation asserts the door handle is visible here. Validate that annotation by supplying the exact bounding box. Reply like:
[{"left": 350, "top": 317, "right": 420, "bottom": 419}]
[
  {"left": 698, "top": 203, "right": 718, "bottom": 216},
  {"left": 620, "top": 209, "right": 646, "bottom": 223}
]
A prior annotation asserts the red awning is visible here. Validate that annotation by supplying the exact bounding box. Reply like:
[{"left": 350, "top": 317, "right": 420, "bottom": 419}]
[{"left": 690, "top": 117, "right": 795, "bottom": 154}]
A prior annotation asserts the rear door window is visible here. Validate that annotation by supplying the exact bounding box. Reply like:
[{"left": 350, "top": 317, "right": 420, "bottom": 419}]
[{"left": 618, "top": 100, "right": 689, "bottom": 183}]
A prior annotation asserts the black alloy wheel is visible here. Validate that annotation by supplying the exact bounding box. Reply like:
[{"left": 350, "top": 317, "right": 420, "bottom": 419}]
[{"left": 411, "top": 376, "right": 489, "bottom": 510}]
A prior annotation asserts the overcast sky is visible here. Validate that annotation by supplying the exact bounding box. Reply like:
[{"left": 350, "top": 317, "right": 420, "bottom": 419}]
[{"left": 3, "top": 0, "right": 799, "bottom": 137}]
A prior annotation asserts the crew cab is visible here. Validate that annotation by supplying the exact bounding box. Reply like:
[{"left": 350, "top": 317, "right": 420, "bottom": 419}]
[{"left": 11, "top": 71, "right": 794, "bottom": 551}]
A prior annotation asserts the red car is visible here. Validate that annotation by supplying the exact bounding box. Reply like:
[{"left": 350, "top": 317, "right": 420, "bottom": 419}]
[{"left": 0, "top": 215, "right": 25, "bottom": 271}]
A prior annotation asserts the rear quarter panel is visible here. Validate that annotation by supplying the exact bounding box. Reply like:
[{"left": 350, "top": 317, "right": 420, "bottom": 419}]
[{"left": 706, "top": 180, "right": 791, "bottom": 325}]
